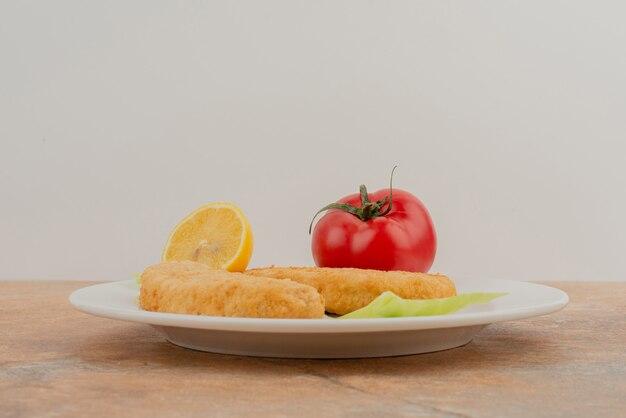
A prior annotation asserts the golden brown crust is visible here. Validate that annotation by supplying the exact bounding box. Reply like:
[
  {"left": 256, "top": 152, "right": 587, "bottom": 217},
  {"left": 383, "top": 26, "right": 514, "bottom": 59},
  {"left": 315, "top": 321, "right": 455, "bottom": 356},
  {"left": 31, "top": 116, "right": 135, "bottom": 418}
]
[
  {"left": 245, "top": 266, "right": 456, "bottom": 315},
  {"left": 139, "top": 261, "right": 325, "bottom": 319}
]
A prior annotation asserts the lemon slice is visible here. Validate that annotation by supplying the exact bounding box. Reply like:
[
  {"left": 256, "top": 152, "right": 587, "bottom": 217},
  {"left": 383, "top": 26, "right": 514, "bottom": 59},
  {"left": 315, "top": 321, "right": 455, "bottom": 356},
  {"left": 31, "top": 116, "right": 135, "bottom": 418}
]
[{"left": 162, "top": 202, "right": 253, "bottom": 272}]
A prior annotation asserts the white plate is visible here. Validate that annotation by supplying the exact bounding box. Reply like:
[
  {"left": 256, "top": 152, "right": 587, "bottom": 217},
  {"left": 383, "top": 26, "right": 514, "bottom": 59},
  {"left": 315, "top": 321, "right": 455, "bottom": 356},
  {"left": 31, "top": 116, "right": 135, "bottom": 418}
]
[{"left": 69, "top": 278, "right": 568, "bottom": 358}]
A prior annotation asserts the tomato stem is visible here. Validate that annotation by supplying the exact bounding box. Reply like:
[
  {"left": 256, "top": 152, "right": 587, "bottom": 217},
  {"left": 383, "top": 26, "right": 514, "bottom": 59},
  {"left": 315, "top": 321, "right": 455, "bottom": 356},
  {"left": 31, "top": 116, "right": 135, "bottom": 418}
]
[
  {"left": 308, "top": 166, "right": 398, "bottom": 234},
  {"left": 378, "top": 165, "right": 397, "bottom": 216},
  {"left": 359, "top": 184, "right": 370, "bottom": 206}
]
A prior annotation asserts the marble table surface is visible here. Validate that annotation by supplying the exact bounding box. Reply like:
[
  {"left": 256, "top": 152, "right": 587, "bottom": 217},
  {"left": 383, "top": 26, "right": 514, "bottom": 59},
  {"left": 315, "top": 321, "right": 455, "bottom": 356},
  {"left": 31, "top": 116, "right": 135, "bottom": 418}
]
[{"left": 1, "top": 281, "right": 624, "bottom": 418}]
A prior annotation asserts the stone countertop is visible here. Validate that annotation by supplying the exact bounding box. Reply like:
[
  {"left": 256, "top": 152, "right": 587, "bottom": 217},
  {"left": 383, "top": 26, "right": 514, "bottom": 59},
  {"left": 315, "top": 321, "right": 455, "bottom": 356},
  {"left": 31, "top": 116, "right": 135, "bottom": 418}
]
[{"left": 1, "top": 281, "right": 624, "bottom": 418}]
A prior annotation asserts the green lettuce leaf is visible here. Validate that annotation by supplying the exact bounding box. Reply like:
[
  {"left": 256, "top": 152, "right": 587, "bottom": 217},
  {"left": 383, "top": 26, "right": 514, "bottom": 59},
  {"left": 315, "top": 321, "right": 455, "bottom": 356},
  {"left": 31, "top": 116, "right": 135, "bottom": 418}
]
[{"left": 339, "top": 291, "right": 507, "bottom": 319}]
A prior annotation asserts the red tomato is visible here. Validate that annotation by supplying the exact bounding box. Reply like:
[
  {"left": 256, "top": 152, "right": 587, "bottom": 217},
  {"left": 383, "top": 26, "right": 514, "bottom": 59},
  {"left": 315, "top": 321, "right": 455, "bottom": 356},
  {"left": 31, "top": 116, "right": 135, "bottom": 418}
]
[{"left": 310, "top": 178, "right": 436, "bottom": 273}]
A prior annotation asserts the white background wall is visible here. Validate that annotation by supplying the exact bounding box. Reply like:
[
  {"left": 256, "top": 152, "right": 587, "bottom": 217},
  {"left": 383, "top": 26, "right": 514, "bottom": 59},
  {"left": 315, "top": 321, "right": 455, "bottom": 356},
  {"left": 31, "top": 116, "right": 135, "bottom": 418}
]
[{"left": 1, "top": 1, "right": 624, "bottom": 281}]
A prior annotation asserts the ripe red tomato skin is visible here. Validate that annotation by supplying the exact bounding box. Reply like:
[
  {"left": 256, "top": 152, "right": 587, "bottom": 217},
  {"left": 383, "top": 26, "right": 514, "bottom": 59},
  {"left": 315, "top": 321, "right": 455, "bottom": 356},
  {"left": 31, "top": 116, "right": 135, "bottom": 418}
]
[{"left": 311, "top": 188, "right": 436, "bottom": 272}]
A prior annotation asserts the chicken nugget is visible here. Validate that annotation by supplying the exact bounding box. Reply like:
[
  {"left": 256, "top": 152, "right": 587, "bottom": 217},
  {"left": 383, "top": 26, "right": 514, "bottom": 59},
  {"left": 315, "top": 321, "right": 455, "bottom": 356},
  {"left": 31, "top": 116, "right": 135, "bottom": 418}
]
[
  {"left": 245, "top": 266, "right": 456, "bottom": 315},
  {"left": 140, "top": 261, "right": 325, "bottom": 319}
]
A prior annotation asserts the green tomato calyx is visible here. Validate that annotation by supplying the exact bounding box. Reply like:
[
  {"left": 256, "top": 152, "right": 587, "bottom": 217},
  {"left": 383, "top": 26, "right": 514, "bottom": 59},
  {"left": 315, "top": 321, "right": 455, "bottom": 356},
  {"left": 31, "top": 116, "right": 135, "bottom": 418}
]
[{"left": 308, "top": 166, "right": 397, "bottom": 234}]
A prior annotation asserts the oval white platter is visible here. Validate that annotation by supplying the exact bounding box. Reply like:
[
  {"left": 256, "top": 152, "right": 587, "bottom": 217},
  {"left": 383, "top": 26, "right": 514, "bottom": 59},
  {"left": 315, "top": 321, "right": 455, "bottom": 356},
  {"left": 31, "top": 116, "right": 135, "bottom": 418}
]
[{"left": 69, "top": 278, "right": 568, "bottom": 358}]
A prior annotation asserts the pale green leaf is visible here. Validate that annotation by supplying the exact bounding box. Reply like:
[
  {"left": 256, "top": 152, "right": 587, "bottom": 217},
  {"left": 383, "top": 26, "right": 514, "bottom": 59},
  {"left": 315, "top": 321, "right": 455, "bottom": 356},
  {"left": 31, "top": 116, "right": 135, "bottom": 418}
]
[{"left": 339, "top": 291, "right": 507, "bottom": 319}]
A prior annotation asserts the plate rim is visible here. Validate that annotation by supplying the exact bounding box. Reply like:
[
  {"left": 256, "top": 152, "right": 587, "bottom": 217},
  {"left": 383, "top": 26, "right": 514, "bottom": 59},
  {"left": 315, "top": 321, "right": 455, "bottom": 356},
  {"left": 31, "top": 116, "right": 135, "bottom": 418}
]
[{"left": 69, "top": 278, "right": 569, "bottom": 334}]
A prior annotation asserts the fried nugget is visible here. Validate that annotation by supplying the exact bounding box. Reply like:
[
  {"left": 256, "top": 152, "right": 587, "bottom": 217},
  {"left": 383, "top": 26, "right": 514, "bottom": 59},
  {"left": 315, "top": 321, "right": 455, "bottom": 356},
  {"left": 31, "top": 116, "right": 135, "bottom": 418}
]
[
  {"left": 245, "top": 267, "right": 456, "bottom": 315},
  {"left": 139, "top": 261, "right": 325, "bottom": 319}
]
